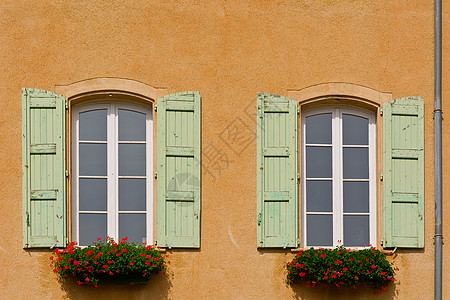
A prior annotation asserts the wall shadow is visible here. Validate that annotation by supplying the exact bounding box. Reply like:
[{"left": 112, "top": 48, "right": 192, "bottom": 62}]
[{"left": 60, "top": 270, "right": 172, "bottom": 300}]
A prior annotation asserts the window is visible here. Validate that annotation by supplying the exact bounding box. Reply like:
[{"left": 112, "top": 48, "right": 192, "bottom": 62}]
[
  {"left": 256, "top": 91, "right": 424, "bottom": 249},
  {"left": 301, "top": 107, "right": 376, "bottom": 248},
  {"left": 22, "top": 87, "right": 201, "bottom": 249},
  {"left": 72, "top": 101, "right": 153, "bottom": 246}
]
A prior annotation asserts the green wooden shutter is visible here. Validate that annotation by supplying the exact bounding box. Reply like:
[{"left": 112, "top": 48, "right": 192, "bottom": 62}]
[
  {"left": 382, "top": 97, "right": 424, "bottom": 248},
  {"left": 22, "top": 88, "right": 66, "bottom": 248},
  {"left": 156, "top": 92, "right": 201, "bottom": 248},
  {"left": 257, "top": 93, "right": 298, "bottom": 247}
]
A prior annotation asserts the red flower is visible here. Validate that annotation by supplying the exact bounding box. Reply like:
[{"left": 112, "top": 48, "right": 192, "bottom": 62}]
[
  {"left": 97, "top": 237, "right": 102, "bottom": 241},
  {"left": 145, "top": 261, "right": 150, "bottom": 265},
  {"left": 320, "top": 254, "right": 326, "bottom": 258},
  {"left": 103, "top": 265, "right": 108, "bottom": 269},
  {"left": 343, "top": 267, "right": 348, "bottom": 271},
  {"left": 380, "top": 272, "right": 386, "bottom": 276},
  {"left": 299, "top": 272, "right": 306, "bottom": 277},
  {"left": 121, "top": 249, "right": 127, "bottom": 253},
  {"left": 371, "top": 265, "right": 377, "bottom": 269},
  {"left": 109, "top": 272, "right": 114, "bottom": 276},
  {"left": 116, "top": 253, "right": 121, "bottom": 257},
  {"left": 64, "top": 266, "right": 69, "bottom": 270},
  {"left": 74, "top": 261, "right": 80, "bottom": 266},
  {"left": 139, "top": 253, "right": 145, "bottom": 257},
  {"left": 85, "top": 277, "right": 90, "bottom": 282},
  {"left": 323, "top": 276, "right": 328, "bottom": 279},
  {"left": 107, "top": 260, "right": 113, "bottom": 264}
]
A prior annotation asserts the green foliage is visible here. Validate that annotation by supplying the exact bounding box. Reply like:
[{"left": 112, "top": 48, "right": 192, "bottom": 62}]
[
  {"left": 51, "top": 237, "right": 168, "bottom": 286},
  {"left": 285, "top": 246, "right": 396, "bottom": 293}
]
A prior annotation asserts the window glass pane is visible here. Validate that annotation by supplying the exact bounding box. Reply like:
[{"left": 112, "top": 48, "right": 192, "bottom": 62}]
[
  {"left": 119, "top": 144, "right": 146, "bottom": 176},
  {"left": 306, "top": 180, "right": 332, "bottom": 212},
  {"left": 343, "top": 114, "right": 368, "bottom": 145},
  {"left": 118, "top": 109, "right": 146, "bottom": 141},
  {"left": 79, "top": 144, "right": 107, "bottom": 176},
  {"left": 119, "top": 214, "right": 146, "bottom": 245},
  {"left": 306, "top": 214, "right": 333, "bottom": 246},
  {"left": 119, "top": 179, "right": 146, "bottom": 211},
  {"left": 343, "top": 181, "right": 369, "bottom": 213},
  {"left": 306, "top": 113, "right": 332, "bottom": 144},
  {"left": 79, "top": 214, "right": 106, "bottom": 246},
  {"left": 344, "top": 215, "right": 369, "bottom": 247},
  {"left": 343, "top": 147, "right": 368, "bottom": 179},
  {"left": 79, "top": 179, "right": 107, "bottom": 211},
  {"left": 306, "top": 146, "right": 332, "bottom": 178},
  {"left": 79, "top": 109, "right": 107, "bottom": 141}
]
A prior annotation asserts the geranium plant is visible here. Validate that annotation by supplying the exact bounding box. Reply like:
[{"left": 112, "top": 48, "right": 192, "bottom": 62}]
[
  {"left": 51, "top": 237, "right": 168, "bottom": 286},
  {"left": 285, "top": 246, "right": 396, "bottom": 293}
]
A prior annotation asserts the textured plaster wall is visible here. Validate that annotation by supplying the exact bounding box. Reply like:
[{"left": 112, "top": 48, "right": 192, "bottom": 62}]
[{"left": 0, "top": 0, "right": 447, "bottom": 299}]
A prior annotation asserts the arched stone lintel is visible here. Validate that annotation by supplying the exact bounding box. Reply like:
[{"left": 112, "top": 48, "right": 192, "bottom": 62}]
[
  {"left": 287, "top": 82, "right": 392, "bottom": 108},
  {"left": 55, "top": 77, "right": 168, "bottom": 102}
]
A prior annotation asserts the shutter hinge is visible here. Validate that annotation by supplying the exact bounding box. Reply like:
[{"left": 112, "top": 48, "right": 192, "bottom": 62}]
[
  {"left": 297, "top": 106, "right": 300, "bottom": 114},
  {"left": 380, "top": 109, "right": 383, "bottom": 116},
  {"left": 380, "top": 239, "right": 384, "bottom": 246},
  {"left": 154, "top": 171, "right": 157, "bottom": 179},
  {"left": 65, "top": 102, "right": 68, "bottom": 109},
  {"left": 154, "top": 104, "right": 157, "bottom": 111},
  {"left": 257, "top": 213, "right": 262, "bottom": 226},
  {"left": 297, "top": 173, "right": 300, "bottom": 181},
  {"left": 26, "top": 212, "right": 30, "bottom": 227},
  {"left": 65, "top": 170, "right": 69, "bottom": 177},
  {"left": 380, "top": 174, "right": 383, "bottom": 181},
  {"left": 66, "top": 237, "right": 69, "bottom": 244}
]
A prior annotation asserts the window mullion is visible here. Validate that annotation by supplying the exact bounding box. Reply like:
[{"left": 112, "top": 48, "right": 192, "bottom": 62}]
[
  {"left": 107, "top": 103, "right": 116, "bottom": 241},
  {"left": 332, "top": 107, "right": 342, "bottom": 247}
]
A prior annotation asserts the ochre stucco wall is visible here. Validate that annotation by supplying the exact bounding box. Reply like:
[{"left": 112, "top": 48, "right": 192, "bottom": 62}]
[{"left": 0, "top": 1, "right": 448, "bottom": 299}]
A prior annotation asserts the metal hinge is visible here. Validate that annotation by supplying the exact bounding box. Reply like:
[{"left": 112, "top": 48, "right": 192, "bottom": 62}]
[
  {"left": 380, "top": 239, "right": 384, "bottom": 246},
  {"left": 380, "top": 108, "right": 383, "bottom": 116},
  {"left": 65, "top": 102, "right": 68, "bottom": 109},
  {"left": 297, "top": 106, "right": 300, "bottom": 114},
  {"left": 26, "top": 212, "right": 30, "bottom": 227},
  {"left": 297, "top": 173, "right": 300, "bottom": 181},
  {"left": 257, "top": 213, "right": 262, "bottom": 225},
  {"left": 65, "top": 170, "right": 69, "bottom": 177},
  {"left": 154, "top": 171, "right": 157, "bottom": 179},
  {"left": 66, "top": 237, "right": 69, "bottom": 244},
  {"left": 154, "top": 104, "right": 157, "bottom": 111},
  {"left": 380, "top": 174, "right": 383, "bottom": 181}
]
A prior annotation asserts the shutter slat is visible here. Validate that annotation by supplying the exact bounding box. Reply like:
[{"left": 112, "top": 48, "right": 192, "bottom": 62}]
[
  {"left": 157, "top": 92, "right": 201, "bottom": 248},
  {"left": 383, "top": 96, "right": 424, "bottom": 248},
  {"left": 22, "top": 88, "right": 66, "bottom": 248},
  {"left": 257, "top": 93, "right": 298, "bottom": 248}
]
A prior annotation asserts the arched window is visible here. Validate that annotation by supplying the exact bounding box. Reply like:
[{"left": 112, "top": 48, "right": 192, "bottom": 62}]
[
  {"left": 301, "top": 106, "right": 376, "bottom": 247},
  {"left": 72, "top": 100, "right": 153, "bottom": 246}
]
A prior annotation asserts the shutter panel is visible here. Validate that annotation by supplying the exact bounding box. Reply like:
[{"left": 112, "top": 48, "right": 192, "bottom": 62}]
[
  {"left": 22, "top": 88, "right": 66, "bottom": 248},
  {"left": 156, "top": 92, "right": 201, "bottom": 248},
  {"left": 382, "top": 97, "right": 424, "bottom": 248},
  {"left": 257, "top": 93, "right": 298, "bottom": 247}
]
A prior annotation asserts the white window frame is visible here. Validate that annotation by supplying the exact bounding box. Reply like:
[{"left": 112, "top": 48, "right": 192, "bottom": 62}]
[
  {"left": 301, "top": 106, "right": 376, "bottom": 249},
  {"left": 72, "top": 100, "right": 153, "bottom": 245}
]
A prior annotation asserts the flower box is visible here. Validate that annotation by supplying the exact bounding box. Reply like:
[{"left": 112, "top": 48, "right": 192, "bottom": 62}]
[
  {"left": 51, "top": 237, "right": 168, "bottom": 287},
  {"left": 285, "top": 246, "right": 396, "bottom": 293}
]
